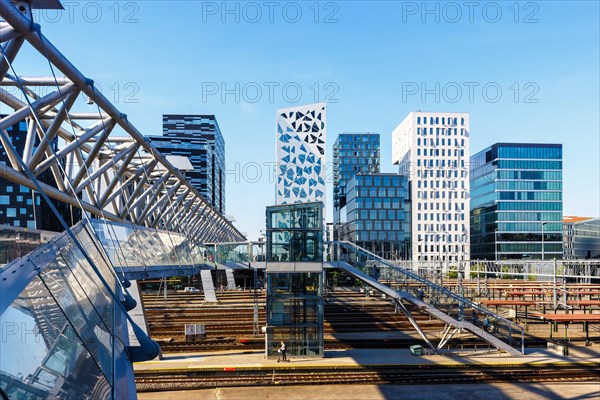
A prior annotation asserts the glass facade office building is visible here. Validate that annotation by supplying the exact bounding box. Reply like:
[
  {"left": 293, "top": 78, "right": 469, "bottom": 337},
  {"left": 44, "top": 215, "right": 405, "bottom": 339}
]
[
  {"left": 150, "top": 115, "right": 226, "bottom": 214},
  {"left": 333, "top": 133, "right": 380, "bottom": 224},
  {"left": 470, "top": 143, "right": 563, "bottom": 260},
  {"left": 265, "top": 202, "right": 324, "bottom": 358},
  {"left": 0, "top": 117, "right": 80, "bottom": 231},
  {"left": 340, "top": 174, "right": 411, "bottom": 260},
  {"left": 563, "top": 216, "right": 600, "bottom": 259}
]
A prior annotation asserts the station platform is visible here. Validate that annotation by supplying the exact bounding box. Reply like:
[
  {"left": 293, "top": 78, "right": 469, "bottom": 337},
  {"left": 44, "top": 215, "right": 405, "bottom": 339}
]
[{"left": 134, "top": 345, "right": 600, "bottom": 373}]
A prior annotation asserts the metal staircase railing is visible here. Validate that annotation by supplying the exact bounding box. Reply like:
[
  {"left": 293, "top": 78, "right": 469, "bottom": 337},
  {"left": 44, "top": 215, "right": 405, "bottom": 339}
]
[{"left": 326, "top": 241, "right": 525, "bottom": 354}]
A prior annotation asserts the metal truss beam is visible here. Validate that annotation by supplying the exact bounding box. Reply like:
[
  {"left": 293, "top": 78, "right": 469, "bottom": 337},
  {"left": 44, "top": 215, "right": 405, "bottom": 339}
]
[{"left": 0, "top": 0, "right": 244, "bottom": 244}]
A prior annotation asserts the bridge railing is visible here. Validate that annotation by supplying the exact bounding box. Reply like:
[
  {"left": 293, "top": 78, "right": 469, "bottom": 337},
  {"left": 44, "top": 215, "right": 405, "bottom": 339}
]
[
  {"left": 209, "top": 241, "right": 266, "bottom": 264},
  {"left": 326, "top": 241, "right": 525, "bottom": 352},
  {"left": 91, "top": 219, "right": 207, "bottom": 270},
  {"left": 465, "top": 259, "right": 600, "bottom": 282}
]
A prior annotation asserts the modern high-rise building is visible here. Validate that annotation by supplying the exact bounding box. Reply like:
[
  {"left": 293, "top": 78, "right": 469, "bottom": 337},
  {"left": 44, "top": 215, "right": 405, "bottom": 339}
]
[
  {"left": 276, "top": 103, "right": 326, "bottom": 205},
  {"left": 0, "top": 117, "right": 80, "bottom": 231},
  {"left": 149, "top": 114, "right": 225, "bottom": 214},
  {"left": 333, "top": 133, "right": 380, "bottom": 224},
  {"left": 470, "top": 143, "right": 563, "bottom": 260},
  {"left": 392, "top": 111, "right": 470, "bottom": 262},
  {"left": 563, "top": 216, "right": 600, "bottom": 259},
  {"left": 339, "top": 173, "right": 411, "bottom": 260}
]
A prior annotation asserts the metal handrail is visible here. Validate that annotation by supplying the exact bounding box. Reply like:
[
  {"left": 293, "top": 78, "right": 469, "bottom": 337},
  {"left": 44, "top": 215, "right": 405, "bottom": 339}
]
[{"left": 328, "top": 241, "right": 525, "bottom": 347}]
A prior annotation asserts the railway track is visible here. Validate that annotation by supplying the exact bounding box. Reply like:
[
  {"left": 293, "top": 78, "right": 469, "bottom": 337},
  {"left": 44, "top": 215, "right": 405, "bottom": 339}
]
[
  {"left": 155, "top": 337, "right": 549, "bottom": 353},
  {"left": 142, "top": 288, "right": 594, "bottom": 355},
  {"left": 135, "top": 365, "right": 600, "bottom": 392}
]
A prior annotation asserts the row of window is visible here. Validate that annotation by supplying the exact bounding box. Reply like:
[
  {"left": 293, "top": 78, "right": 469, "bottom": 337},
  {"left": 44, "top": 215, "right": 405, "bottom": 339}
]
[
  {"left": 408, "top": 167, "right": 468, "bottom": 179},
  {"left": 417, "top": 212, "right": 465, "bottom": 222},
  {"left": 417, "top": 138, "right": 466, "bottom": 147},
  {"left": 498, "top": 191, "right": 562, "bottom": 201},
  {"left": 337, "top": 134, "right": 379, "bottom": 142},
  {"left": 416, "top": 190, "right": 468, "bottom": 199},
  {"left": 353, "top": 187, "right": 405, "bottom": 198},
  {"left": 416, "top": 116, "right": 466, "bottom": 126},
  {"left": 417, "top": 148, "right": 465, "bottom": 158},
  {"left": 352, "top": 197, "right": 404, "bottom": 210},
  {"left": 417, "top": 180, "right": 463, "bottom": 189},
  {"left": 355, "top": 175, "right": 405, "bottom": 187},
  {"left": 417, "top": 234, "right": 469, "bottom": 243},
  {"left": 497, "top": 170, "right": 562, "bottom": 180},
  {"left": 417, "top": 223, "right": 467, "bottom": 232},
  {"left": 417, "top": 158, "right": 465, "bottom": 168},
  {"left": 336, "top": 157, "right": 379, "bottom": 165},
  {"left": 417, "top": 244, "right": 466, "bottom": 253},
  {"left": 496, "top": 181, "right": 562, "bottom": 191},
  {"left": 418, "top": 255, "right": 464, "bottom": 261},
  {"left": 497, "top": 222, "right": 562, "bottom": 232},
  {"left": 497, "top": 212, "right": 563, "bottom": 222},
  {"left": 497, "top": 146, "right": 561, "bottom": 160},
  {"left": 497, "top": 160, "right": 562, "bottom": 170},
  {"left": 354, "top": 220, "right": 403, "bottom": 231},
  {"left": 355, "top": 231, "right": 405, "bottom": 241},
  {"left": 1, "top": 185, "right": 31, "bottom": 194},
  {"left": 417, "top": 202, "right": 466, "bottom": 211},
  {"left": 353, "top": 209, "right": 404, "bottom": 221},
  {"left": 497, "top": 243, "right": 563, "bottom": 253},
  {"left": 498, "top": 201, "right": 563, "bottom": 211},
  {"left": 335, "top": 148, "right": 379, "bottom": 157},
  {"left": 416, "top": 127, "right": 467, "bottom": 136},
  {"left": 2, "top": 208, "right": 30, "bottom": 217}
]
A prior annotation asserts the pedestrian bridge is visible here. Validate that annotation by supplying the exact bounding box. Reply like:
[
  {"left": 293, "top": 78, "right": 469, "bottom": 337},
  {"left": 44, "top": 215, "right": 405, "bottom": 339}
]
[{"left": 0, "top": 0, "right": 244, "bottom": 397}]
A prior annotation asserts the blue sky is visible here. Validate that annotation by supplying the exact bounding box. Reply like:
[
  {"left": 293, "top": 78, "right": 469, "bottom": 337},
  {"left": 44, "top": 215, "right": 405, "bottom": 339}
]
[{"left": 9, "top": 1, "right": 599, "bottom": 239}]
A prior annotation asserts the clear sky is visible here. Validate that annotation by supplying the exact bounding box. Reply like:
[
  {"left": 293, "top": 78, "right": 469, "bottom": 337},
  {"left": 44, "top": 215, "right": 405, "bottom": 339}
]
[{"left": 9, "top": 1, "right": 599, "bottom": 240}]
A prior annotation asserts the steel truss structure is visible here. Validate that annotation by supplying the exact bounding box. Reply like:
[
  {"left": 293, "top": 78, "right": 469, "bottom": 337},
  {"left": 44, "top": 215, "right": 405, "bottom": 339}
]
[{"left": 0, "top": 0, "right": 244, "bottom": 244}]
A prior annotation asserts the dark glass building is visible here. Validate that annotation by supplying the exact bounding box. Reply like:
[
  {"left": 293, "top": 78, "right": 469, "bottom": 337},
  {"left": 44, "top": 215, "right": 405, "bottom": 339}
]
[
  {"left": 333, "top": 133, "right": 380, "bottom": 225},
  {"left": 340, "top": 173, "right": 411, "bottom": 260},
  {"left": 150, "top": 114, "right": 226, "bottom": 214},
  {"left": 470, "top": 143, "right": 563, "bottom": 260},
  {"left": 0, "top": 118, "right": 80, "bottom": 232}
]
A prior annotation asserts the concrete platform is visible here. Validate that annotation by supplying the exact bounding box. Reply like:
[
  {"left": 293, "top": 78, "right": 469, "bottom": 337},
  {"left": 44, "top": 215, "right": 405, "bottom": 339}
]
[
  {"left": 134, "top": 345, "right": 600, "bottom": 372},
  {"left": 137, "top": 383, "right": 600, "bottom": 400}
]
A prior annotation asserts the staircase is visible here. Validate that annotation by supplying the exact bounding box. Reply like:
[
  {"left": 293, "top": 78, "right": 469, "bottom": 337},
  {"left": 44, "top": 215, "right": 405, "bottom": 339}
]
[{"left": 326, "top": 241, "right": 525, "bottom": 355}]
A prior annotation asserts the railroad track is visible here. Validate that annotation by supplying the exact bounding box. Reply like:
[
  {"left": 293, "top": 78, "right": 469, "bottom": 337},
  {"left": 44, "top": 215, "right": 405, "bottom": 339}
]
[
  {"left": 156, "top": 337, "right": 549, "bottom": 353},
  {"left": 135, "top": 365, "right": 600, "bottom": 392}
]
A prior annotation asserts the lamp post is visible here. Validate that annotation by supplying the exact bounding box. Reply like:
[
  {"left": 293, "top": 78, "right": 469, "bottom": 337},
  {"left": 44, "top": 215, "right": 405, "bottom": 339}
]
[
  {"left": 494, "top": 228, "right": 499, "bottom": 262},
  {"left": 541, "top": 222, "right": 547, "bottom": 260}
]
